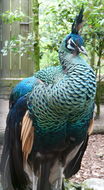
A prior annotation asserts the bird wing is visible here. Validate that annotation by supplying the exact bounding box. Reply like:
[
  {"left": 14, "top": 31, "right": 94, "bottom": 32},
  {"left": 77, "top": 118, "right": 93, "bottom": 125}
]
[{"left": 9, "top": 76, "right": 41, "bottom": 108}]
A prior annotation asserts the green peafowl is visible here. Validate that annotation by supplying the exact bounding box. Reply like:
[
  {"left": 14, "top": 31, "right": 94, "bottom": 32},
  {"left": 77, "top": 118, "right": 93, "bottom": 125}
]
[{"left": 0, "top": 7, "right": 96, "bottom": 190}]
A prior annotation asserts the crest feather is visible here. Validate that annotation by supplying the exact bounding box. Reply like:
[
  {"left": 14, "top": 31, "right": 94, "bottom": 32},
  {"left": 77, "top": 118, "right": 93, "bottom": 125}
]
[{"left": 72, "top": 6, "right": 84, "bottom": 34}]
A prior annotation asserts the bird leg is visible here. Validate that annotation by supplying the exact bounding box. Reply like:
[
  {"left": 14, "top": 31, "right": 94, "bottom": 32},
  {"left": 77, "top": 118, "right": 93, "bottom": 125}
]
[
  {"left": 49, "top": 160, "right": 64, "bottom": 190},
  {"left": 33, "top": 173, "right": 38, "bottom": 190}
]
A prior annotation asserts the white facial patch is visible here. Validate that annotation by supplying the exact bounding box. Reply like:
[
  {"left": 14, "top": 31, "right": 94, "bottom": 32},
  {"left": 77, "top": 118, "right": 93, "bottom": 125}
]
[{"left": 67, "top": 39, "right": 75, "bottom": 50}]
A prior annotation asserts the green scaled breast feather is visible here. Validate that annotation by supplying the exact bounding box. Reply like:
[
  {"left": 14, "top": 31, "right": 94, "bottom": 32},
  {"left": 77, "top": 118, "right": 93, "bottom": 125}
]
[
  {"left": 27, "top": 36, "right": 96, "bottom": 151},
  {"left": 34, "top": 65, "right": 64, "bottom": 84}
]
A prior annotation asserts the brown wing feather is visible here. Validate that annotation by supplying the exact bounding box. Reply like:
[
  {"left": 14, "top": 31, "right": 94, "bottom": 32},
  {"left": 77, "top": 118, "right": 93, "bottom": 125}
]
[
  {"left": 21, "top": 111, "right": 34, "bottom": 160},
  {"left": 88, "top": 118, "right": 94, "bottom": 135}
]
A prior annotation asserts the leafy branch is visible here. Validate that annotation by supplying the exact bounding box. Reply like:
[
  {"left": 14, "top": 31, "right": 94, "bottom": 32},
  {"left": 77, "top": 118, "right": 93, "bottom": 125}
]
[
  {"left": 1, "top": 10, "right": 26, "bottom": 23},
  {"left": 1, "top": 33, "right": 35, "bottom": 58}
]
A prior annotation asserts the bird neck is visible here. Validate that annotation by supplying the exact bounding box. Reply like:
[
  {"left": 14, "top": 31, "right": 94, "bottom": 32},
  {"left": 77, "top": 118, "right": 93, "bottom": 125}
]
[
  {"left": 59, "top": 48, "right": 79, "bottom": 72},
  {"left": 58, "top": 39, "right": 79, "bottom": 71}
]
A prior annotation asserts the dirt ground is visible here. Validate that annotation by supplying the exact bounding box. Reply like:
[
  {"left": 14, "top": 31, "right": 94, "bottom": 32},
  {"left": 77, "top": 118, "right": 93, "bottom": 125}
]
[
  {"left": 71, "top": 134, "right": 104, "bottom": 182},
  {"left": 0, "top": 99, "right": 104, "bottom": 183}
]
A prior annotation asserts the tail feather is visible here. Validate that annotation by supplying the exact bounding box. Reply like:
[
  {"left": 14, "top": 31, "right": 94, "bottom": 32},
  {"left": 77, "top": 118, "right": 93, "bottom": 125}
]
[
  {"left": 0, "top": 111, "right": 14, "bottom": 190},
  {"left": 9, "top": 122, "right": 29, "bottom": 190},
  {"left": 28, "top": 151, "right": 65, "bottom": 190},
  {"left": 64, "top": 135, "right": 89, "bottom": 178},
  {"left": 1, "top": 96, "right": 31, "bottom": 190},
  {"left": 37, "top": 160, "right": 65, "bottom": 190},
  {"left": 37, "top": 161, "right": 52, "bottom": 190}
]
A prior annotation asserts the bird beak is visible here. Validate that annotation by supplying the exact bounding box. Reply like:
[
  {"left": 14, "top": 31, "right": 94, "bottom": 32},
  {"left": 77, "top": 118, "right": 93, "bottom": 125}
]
[{"left": 79, "top": 46, "right": 88, "bottom": 56}]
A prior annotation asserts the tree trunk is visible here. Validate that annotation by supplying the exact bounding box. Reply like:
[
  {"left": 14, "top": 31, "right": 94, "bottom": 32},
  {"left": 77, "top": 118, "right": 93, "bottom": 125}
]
[
  {"left": 95, "top": 82, "right": 101, "bottom": 119},
  {"left": 95, "top": 55, "right": 102, "bottom": 119},
  {"left": 32, "top": 0, "right": 40, "bottom": 72},
  {"left": 90, "top": 35, "right": 95, "bottom": 69},
  {"left": 95, "top": 37, "right": 104, "bottom": 119}
]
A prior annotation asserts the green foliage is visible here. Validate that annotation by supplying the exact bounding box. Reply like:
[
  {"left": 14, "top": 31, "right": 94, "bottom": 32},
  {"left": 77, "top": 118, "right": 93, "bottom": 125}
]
[
  {"left": 1, "top": 10, "right": 26, "bottom": 23},
  {"left": 83, "top": 1, "right": 104, "bottom": 57},
  {"left": 1, "top": 33, "right": 34, "bottom": 58},
  {"left": 64, "top": 180, "right": 93, "bottom": 190},
  {"left": 40, "top": 0, "right": 104, "bottom": 69},
  {"left": 39, "top": 0, "right": 77, "bottom": 67}
]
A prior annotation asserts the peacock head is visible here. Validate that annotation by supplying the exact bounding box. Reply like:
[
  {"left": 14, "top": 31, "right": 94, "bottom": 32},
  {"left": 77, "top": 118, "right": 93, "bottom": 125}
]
[
  {"left": 64, "top": 6, "right": 87, "bottom": 56},
  {"left": 65, "top": 33, "right": 87, "bottom": 56}
]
